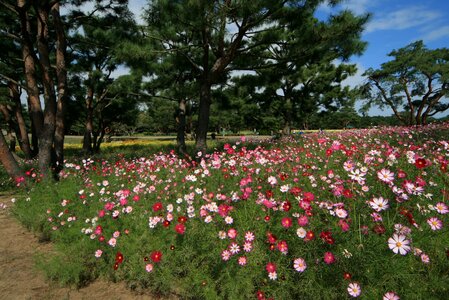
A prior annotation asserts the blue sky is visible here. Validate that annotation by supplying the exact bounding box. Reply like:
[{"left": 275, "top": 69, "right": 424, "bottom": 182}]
[
  {"left": 127, "top": 0, "right": 449, "bottom": 116},
  {"left": 318, "top": 0, "right": 449, "bottom": 79}
]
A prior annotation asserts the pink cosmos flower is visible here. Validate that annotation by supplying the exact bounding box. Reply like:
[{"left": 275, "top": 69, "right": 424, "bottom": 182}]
[
  {"left": 297, "top": 215, "right": 309, "bottom": 226},
  {"left": 347, "top": 282, "right": 361, "bottom": 297},
  {"left": 377, "top": 169, "right": 395, "bottom": 184},
  {"left": 244, "top": 231, "right": 255, "bottom": 242},
  {"left": 293, "top": 258, "right": 307, "bottom": 272},
  {"left": 420, "top": 253, "right": 430, "bottom": 264},
  {"left": 221, "top": 250, "right": 231, "bottom": 261},
  {"left": 388, "top": 234, "right": 411, "bottom": 255},
  {"left": 243, "top": 241, "right": 253, "bottom": 252},
  {"left": 427, "top": 217, "right": 443, "bottom": 230},
  {"left": 383, "top": 291, "right": 400, "bottom": 300},
  {"left": 145, "top": 263, "right": 154, "bottom": 273},
  {"left": 227, "top": 228, "right": 237, "bottom": 239},
  {"left": 323, "top": 252, "right": 335, "bottom": 264},
  {"left": 95, "top": 249, "right": 103, "bottom": 258},
  {"left": 238, "top": 256, "right": 247, "bottom": 266},
  {"left": 338, "top": 219, "right": 350, "bottom": 232},
  {"left": 435, "top": 202, "right": 448, "bottom": 214},
  {"left": 108, "top": 237, "right": 117, "bottom": 247}
]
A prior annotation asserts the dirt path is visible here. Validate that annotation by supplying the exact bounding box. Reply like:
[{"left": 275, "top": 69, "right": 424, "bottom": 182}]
[{"left": 0, "top": 193, "right": 170, "bottom": 300}]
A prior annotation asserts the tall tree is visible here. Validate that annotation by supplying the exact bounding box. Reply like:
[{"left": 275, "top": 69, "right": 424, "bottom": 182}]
[
  {"left": 362, "top": 41, "right": 449, "bottom": 125},
  {"left": 146, "top": 0, "right": 349, "bottom": 154},
  {"left": 67, "top": 0, "right": 139, "bottom": 153},
  {"left": 0, "top": 0, "right": 68, "bottom": 178}
]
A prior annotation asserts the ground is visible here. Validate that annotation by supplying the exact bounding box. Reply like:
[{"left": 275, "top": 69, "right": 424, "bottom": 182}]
[{"left": 0, "top": 192, "right": 173, "bottom": 300}]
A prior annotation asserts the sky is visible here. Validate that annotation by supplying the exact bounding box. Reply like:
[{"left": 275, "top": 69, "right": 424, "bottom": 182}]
[
  {"left": 126, "top": 0, "right": 449, "bottom": 117},
  {"left": 317, "top": 0, "right": 449, "bottom": 116}
]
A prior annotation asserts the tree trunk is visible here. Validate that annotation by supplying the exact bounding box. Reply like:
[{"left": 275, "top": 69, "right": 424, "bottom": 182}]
[
  {"left": 51, "top": 2, "right": 67, "bottom": 174},
  {"left": 176, "top": 99, "right": 187, "bottom": 155},
  {"left": 18, "top": 0, "right": 43, "bottom": 157},
  {"left": 195, "top": 81, "right": 212, "bottom": 156},
  {"left": 0, "top": 130, "right": 24, "bottom": 185},
  {"left": 9, "top": 82, "right": 33, "bottom": 159},
  {"left": 282, "top": 97, "right": 292, "bottom": 136},
  {"left": 83, "top": 86, "right": 94, "bottom": 153},
  {"left": 0, "top": 104, "right": 16, "bottom": 152},
  {"left": 36, "top": 4, "right": 57, "bottom": 176}
]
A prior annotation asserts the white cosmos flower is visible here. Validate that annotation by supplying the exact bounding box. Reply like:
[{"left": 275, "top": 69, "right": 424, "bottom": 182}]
[{"left": 388, "top": 234, "right": 411, "bottom": 255}]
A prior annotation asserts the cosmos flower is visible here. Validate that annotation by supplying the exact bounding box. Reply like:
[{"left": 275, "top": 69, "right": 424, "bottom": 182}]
[
  {"left": 377, "top": 169, "right": 395, "bottom": 184},
  {"left": 388, "top": 234, "right": 411, "bottom": 255},
  {"left": 293, "top": 258, "right": 307, "bottom": 272},
  {"left": 427, "top": 217, "right": 443, "bottom": 230},
  {"left": 347, "top": 282, "right": 361, "bottom": 297}
]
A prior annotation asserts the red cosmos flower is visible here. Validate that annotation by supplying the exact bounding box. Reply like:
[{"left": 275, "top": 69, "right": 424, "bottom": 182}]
[
  {"left": 282, "top": 201, "right": 292, "bottom": 212},
  {"left": 163, "top": 220, "right": 171, "bottom": 227},
  {"left": 256, "top": 290, "right": 265, "bottom": 300},
  {"left": 177, "top": 215, "right": 187, "bottom": 223},
  {"left": 281, "top": 217, "right": 293, "bottom": 228},
  {"left": 441, "top": 162, "right": 447, "bottom": 172},
  {"left": 373, "top": 224, "right": 386, "bottom": 235},
  {"left": 175, "top": 223, "right": 186, "bottom": 234},
  {"left": 304, "top": 230, "right": 315, "bottom": 242},
  {"left": 265, "top": 262, "right": 276, "bottom": 273},
  {"left": 150, "top": 251, "right": 163, "bottom": 263},
  {"left": 343, "top": 272, "right": 352, "bottom": 280},
  {"left": 414, "top": 158, "right": 428, "bottom": 169},
  {"left": 326, "top": 148, "right": 333, "bottom": 156},
  {"left": 152, "top": 202, "right": 163, "bottom": 212},
  {"left": 266, "top": 232, "right": 277, "bottom": 244},
  {"left": 397, "top": 169, "right": 407, "bottom": 178},
  {"left": 276, "top": 240, "right": 288, "bottom": 253},
  {"left": 132, "top": 195, "right": 140, "bottom": 202},
  {"left": 113, "top": 262, "right": 119, "bottom": 270},
  {"left": 320, "top": 231, "right": 335, "bottom": 245},
  {"left": 303, "top": 191, "right": 315, "bottom": 202},
  {"left": 290, "top": 186, "right": 302, "bottom": 196},
  {"left": 342, "top": 189, "right": 353, "bottom": 199},
  {"left": 218, "top": 204, "right": 231, "bottom": 217},
  {"left": 115, "top": 252, "right": 124, "bottom": 264},
  {"left": 265, "top": 190, "right": 273, "bottom": 199}
]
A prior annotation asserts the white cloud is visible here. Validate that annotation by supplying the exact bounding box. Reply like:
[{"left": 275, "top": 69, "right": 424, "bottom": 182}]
[
  {"left": 366, "top": 6, "right": 441, "bottom": 33},
  {"left": 341, "top": 0, "right": 372, "bottom": 15},
  {"left": 318, "top": 0, "right": 373, "bottom": 15},
  {"left": 420, "top": 25, "right": 449, "bottom": 42}
]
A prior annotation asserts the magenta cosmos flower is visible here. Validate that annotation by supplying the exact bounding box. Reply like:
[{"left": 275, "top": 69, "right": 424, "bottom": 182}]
[
  {"left": 388, "top": 234, "right": 411, "bottom": 255},
  {"left": 323, "top": 252, "right": 335, "bottom": 264}
]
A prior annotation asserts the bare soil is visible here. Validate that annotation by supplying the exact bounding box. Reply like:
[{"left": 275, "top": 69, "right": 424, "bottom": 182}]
[{"left": 0, "top": 193, "right": 173, "bottom": 300}]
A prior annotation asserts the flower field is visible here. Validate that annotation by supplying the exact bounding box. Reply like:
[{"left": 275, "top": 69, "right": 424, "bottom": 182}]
[{"left": 12, "top": 123, "right": 449, "bottom": 299}]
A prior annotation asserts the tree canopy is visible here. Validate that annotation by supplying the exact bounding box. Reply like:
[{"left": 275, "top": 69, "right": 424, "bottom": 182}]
[{"left": 361, "top": 40, "right": 449, "bottom": 125}]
